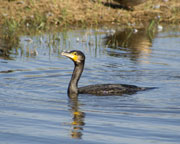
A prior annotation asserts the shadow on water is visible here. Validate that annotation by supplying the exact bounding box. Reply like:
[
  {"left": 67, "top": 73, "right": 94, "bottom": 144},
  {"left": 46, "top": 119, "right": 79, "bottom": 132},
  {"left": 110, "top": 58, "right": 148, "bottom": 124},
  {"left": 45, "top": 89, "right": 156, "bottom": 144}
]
[{"left": 104, "top": 27, "right": 156, "bottom": 62}]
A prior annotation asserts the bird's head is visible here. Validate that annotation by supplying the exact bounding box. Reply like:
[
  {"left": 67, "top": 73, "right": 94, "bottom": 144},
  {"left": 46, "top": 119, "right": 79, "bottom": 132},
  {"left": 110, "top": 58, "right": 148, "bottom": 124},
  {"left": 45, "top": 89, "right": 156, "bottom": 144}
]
[{"left": 61, "top": 50, "right": 85, "bottom": 64}]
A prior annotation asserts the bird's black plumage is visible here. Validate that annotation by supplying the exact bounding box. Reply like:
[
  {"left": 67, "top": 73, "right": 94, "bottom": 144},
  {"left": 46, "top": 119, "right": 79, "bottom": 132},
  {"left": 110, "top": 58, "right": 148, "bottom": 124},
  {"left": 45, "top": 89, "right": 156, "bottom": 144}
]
[{"left": 61, "top": 50, "right": 152, "bottom": 98}]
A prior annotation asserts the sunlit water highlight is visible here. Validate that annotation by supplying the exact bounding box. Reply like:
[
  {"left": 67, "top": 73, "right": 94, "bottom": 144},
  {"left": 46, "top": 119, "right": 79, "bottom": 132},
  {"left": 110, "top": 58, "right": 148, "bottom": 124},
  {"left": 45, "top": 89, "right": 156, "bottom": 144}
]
[{"left": 0, "top": 26, "right": 180, "bottom": 144}]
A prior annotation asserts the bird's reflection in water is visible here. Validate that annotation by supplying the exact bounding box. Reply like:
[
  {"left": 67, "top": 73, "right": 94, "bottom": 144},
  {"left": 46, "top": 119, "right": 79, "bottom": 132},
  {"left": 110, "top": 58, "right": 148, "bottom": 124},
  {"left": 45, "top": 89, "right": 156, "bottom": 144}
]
[
  {"left": 105, "top": 28, "right": 155, "bottom": 62},
  {"left": 68, "top": 95, "right": 85, "bottom": 139}
]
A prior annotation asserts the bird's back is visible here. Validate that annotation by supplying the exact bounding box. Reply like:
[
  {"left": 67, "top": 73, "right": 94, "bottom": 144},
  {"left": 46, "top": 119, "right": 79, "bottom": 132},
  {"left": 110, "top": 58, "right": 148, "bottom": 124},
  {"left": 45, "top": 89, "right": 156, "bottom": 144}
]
[{"left": 78, "top": 84, "right": 147, "bottom": 96}]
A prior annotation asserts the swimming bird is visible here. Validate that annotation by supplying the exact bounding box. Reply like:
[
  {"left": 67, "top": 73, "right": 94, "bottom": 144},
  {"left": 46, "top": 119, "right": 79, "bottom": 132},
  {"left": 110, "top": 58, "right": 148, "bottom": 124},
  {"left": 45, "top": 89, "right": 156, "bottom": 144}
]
[{"left": 61, "top": 50, "right": 151, "bottom": 98}]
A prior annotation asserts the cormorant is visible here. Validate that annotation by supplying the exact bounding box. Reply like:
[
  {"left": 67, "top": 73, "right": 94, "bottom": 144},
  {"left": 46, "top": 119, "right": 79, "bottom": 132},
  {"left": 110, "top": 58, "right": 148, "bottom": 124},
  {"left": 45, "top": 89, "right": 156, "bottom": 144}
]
[{"left": 61, "top": 50, "right": 152, "bottom": 98}]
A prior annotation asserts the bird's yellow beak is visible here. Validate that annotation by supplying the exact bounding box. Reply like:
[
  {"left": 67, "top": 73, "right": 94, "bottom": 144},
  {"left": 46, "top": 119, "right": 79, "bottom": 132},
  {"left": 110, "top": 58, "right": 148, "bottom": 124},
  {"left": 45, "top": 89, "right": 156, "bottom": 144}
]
[{"left": 61, "top": 51, "right": 78, "bottom": 62}]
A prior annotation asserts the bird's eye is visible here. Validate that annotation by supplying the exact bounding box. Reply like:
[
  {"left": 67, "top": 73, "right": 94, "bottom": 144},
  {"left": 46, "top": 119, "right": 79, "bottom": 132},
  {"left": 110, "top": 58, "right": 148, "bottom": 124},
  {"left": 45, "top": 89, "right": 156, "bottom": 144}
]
[{"left": 73, "top": 52, "right": 77, "bottom": 55}]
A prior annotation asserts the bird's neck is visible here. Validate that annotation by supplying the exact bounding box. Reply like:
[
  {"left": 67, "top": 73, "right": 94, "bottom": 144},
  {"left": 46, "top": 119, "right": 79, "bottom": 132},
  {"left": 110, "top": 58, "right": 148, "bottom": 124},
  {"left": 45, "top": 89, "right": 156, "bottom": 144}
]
[{"left": 68, "top": 61, "right": 84, "bottom": 98}]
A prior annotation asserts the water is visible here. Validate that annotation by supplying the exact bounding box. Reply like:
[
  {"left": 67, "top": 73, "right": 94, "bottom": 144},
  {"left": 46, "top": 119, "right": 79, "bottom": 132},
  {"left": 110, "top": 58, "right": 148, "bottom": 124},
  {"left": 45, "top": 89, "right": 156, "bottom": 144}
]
[{"left": 0, "top": 26, "right": 180, "bottom": 144}]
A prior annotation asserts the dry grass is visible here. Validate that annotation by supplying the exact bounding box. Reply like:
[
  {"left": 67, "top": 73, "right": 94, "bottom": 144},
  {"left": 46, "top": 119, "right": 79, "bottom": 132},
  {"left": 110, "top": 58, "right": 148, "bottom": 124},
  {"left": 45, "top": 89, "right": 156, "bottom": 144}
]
[{"left": 0, "top": 0, "right": 180, "bottom": 34}]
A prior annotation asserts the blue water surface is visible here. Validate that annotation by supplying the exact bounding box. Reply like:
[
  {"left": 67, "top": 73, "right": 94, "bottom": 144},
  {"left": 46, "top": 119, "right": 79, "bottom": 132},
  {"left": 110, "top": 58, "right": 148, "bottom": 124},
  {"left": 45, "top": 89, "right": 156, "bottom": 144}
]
[{"left": 0, "top": 26, "right": 180, "bottom": 144}]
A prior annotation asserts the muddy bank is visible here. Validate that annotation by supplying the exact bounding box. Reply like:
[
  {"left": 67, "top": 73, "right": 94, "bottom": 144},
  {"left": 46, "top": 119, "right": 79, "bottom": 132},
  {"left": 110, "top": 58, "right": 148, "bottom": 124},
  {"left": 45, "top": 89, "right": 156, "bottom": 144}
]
[{"left": 0, "top": 0, "right": 180, "bottom": 35}]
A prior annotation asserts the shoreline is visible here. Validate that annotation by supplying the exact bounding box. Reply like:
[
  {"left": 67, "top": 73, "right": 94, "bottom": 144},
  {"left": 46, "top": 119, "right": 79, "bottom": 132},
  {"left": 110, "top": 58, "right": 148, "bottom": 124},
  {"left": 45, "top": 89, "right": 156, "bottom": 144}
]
[{"left": 0, "top": 0, "right": 180, "bottom": 35}]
